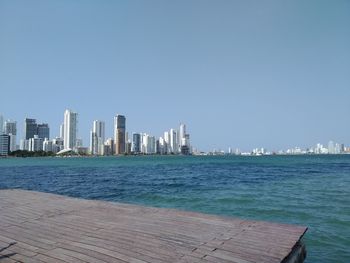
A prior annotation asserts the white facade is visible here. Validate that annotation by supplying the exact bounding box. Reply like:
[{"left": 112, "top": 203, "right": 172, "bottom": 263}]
[
  {"left": 29, "top": 135, "right": 43, "bottom": 152},
  {"left": 63, "top": 110, "right": 78, "bottom": 150},
  {"left": 170, "top": 129, "right": 178, "bottom": 154},
  {"left": 179, "top": 124, "right": 186, "bottom": 146},
  {"left": 158, "top": 137, "right": 167, "bottom": 154},
  {"left": 9, "top": 134, "right": 17, "bottom": 152},
  {"left": 163, "top": 131, "right": 170, "bottom": 153},
  {"left": 43, "top": 138, "right": 53, "bottom": 152},
  {"left": 20, "top": 139, "right": 29, "bottom": 151},
  {"left": 141, "top": 133, "right": 156, "bottom": 154},
  {"left": 52, "top": 137, "right": 64, "bottom": 153},
  {"left": 59, "top": 123, "right": 64, "bottom": 140},
  {"left": 328, "top": 141, "right": 335, "bottom": 154},
  {"left": 90, "top": 120, "right": 105, "bottom": 155}
]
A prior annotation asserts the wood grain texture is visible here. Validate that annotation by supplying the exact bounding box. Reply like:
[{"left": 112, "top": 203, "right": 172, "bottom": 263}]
[{"left": 0, "top": 190, "right": 307, "bottom": 263}]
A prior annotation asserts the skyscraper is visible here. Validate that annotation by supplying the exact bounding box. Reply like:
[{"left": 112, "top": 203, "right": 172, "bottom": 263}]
[
  {"left": 24, "top": 118, "right": 37, "bottom": 140},
  {"left": 4, "top": 120, "right": 17, "bottom": 152},
  {"left": 179, "top": 123, "right": 186, "bottom": 146},
  {"left": 0, "top": 134, "right": 10, "bottom": 156},
  {"left": 4, "top": 120, "right": 17, "bottom": 135},
  {"left": 90, "top": 120, "right": 105, "bottom": 155},
  {"left": 114, "top": 115, "right": 126, "bottom": 155},
  {"left": 131, "top": 133, "right": 141, "bottom": 153},
  {"left": 37, "top": 123, "right": 50, "bottom": 140},
  {"left": 170, "top": 128, "right": 178, "bottom": 154},
  {"left": 63, "top": 109, "right": 78, "bottom": 150},
  {"left": 0, "top": 114, "right": 3, "bottom": 134},
  {"left": 164, "top": 131, "right": 170, "bottom": 154}
]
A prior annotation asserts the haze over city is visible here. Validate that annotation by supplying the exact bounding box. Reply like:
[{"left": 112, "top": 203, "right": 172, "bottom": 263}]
[{"left": 1, "top": 1, "right": 349, "bottom": 151}]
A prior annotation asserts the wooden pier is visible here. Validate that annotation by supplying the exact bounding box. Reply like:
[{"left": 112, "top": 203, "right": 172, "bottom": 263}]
[{"left": 0, "top": 190, "right": 307, "bottom": 263}]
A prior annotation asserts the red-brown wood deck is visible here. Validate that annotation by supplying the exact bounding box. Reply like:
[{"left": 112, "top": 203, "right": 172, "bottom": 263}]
[{"left": 0, "top": 190, "right": 307, "bottom": 263}]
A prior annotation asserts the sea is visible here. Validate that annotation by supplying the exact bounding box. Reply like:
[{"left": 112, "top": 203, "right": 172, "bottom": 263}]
[{"left": 0, "top": 155, "right": 349, "bottom": 263}]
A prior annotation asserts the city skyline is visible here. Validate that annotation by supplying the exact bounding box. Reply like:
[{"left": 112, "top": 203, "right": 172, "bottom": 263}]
[
  {"left": 0, "top": 110, "right": 349, "bottom": 155},
  {"left": 1, "top": 1, "right": 349, "bottom": 151}
]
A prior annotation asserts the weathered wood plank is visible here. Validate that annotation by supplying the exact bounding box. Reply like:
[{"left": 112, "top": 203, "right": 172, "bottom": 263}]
[{"left": 0, "top": 189, "right": 307, "bottom": 263}]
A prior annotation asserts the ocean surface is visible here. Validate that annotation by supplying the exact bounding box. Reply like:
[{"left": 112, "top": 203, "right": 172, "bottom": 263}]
[{"left": 0, "top": 155, "right": 349, "bottom": 263}]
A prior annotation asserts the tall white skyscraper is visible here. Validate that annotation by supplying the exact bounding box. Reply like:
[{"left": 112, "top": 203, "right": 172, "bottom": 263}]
[
  {"left": 170, "top": 128, "right": 178, "bottom": 154},
  {"left": 63, "top": 109, "right": 78, "bottom": 150},
  {"left": 90, "top": 120, "right": 105, "bottom": 155},
  {"left": 179, "top": 124, "right": 186, "bottom": 144}
]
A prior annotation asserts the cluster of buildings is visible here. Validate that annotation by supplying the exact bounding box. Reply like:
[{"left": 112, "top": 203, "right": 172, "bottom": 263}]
[
  {"left": 0, "top": 110, "right": 192, "bottom": 156},
  {"left": 213, "top": 141, "right": 349, "bottom": 156},
  {"left": 89, "top": 115, "right": 191, "bottom": 156}
]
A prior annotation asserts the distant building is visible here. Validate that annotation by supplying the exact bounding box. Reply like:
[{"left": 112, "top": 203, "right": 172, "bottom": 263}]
[
  {"left": 90, "top": 120, "right": 105, "bottom": 155},
  {"left": 328, "top": 141, "right": 335, "bottom": 154},
  {"left": 52, "top": 137, "right": 64, "bottom": 153},
  {"left": 0, "top": 114, "right": 3, "bottom": 134},
  {"left": 141, "top": 133, "right": 156, "bottom": 154},
  {"left": 24, "top": 118, "right": 37, "bottom": 140},
  {"left": 37, "top": 123, "right": 50, "bottom": 140},
  {"left": 4, "top": 120, "right": 17, "bottom": 135},
  {"left": 180, "top": 145, "right": 190, "bottom": 155},
  {"left": 0, "top": 134, "right": 10, "bottom": 156},
  {"left": 43, "top": 138, "right": 53, "bottom": 152},
  {"left": 63, "top": 109, "right": 78, "bottom": 150},
  {"left": 158, "top": 137, "right": 167, "bottom": 154},
  {"left": 163, "top": 131, "right": 170, "bottom": 154},
  {"left": 104, "top": 138, "right": 114, "bottom": 156},
  {"left": 131, "top": 133, "right": 141, "bottom": 153},
  {"left": 170, "top": 129, "right": 178, "bottom": 154},
  {"left": 29, "top": 135, "right": 43, "bottom": 152},
  {"left": 114, "top": 115, "right": 126, "bottom": 155},
  {"left": 19, "top": 139, "right": 29, "bottom": 151},
  {"left": 4, "top": 120, "right": 17, "bottom": 152}
]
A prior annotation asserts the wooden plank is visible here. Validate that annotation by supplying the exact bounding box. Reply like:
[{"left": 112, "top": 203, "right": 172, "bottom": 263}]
[{"left": 0, "top": 189, "right": 307, "bottom": 263}]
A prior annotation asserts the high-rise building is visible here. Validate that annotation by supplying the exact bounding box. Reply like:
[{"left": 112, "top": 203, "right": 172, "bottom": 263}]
[
  {"left": 63, "top": 109, "right": 78, "bottom": 150},
  {"left": 24, "top": 118, "right": 37, "bottom": 140},
  {"left": 179, "top": 124, "right": 186, "bottom": 146},
  {"left": 89, "top": 130, "right": 97, "bottom": 155},
  {"left": 0, "top": 134, "right": 10, "bottom": 156},
  {"left": 104, "top": 138, "right": 114, "bottom": 156},
  {"left": 52, "top": 137, "right": 64, "bottom": 153},
  {"left": 43, "top": 138, "right": 53, "bottom": 152},
  {"left": 37, "top": 123, "right": 50, "bottom": 140},
  {"left": 114, "top": 115, "right": 126, "bottom": 155},
  {"left": 328, "top": 141, "right": 335, "bottom": 154},
  {"left": 4, "top": 120, "right": 17, "bottom": 135},
  {"left": 170, "top": 128, "right": 178, "bottom": 154},
  {"left": 141, "top": 133, "right": 156, "bottom": 154},
  {"left": 131, "top": 133, "right": 141, "bottom": 153},
  {"left": 89, "top": 120, "right": 105, "bottom": 155},
  {"left": 158, "top": 137, "right": 167, "bottom": 154},
  {"left": 29, "top": 135, "right": 43, "bottom": 152},
  {"left": 4, "top": 120, "right": 17, "bottom": 152},
  {"left": 0, "top": 114, "right": 3, "bottom": 134},
  {"left": 163, "top": 131, "right": 170, "bottom": 154},
  {"left": 92, "top": 120, "right": 105, "bottom": 155}
]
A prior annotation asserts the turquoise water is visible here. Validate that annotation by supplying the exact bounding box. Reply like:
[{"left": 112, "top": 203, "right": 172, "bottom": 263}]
[{"left": 0, "top": 155, "right": 349, "bottom": 262}]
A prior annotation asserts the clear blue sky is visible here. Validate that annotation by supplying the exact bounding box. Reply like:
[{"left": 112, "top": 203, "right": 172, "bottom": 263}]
[{"left": 1, "top": 0, "right": 349, "bottom": 151}]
